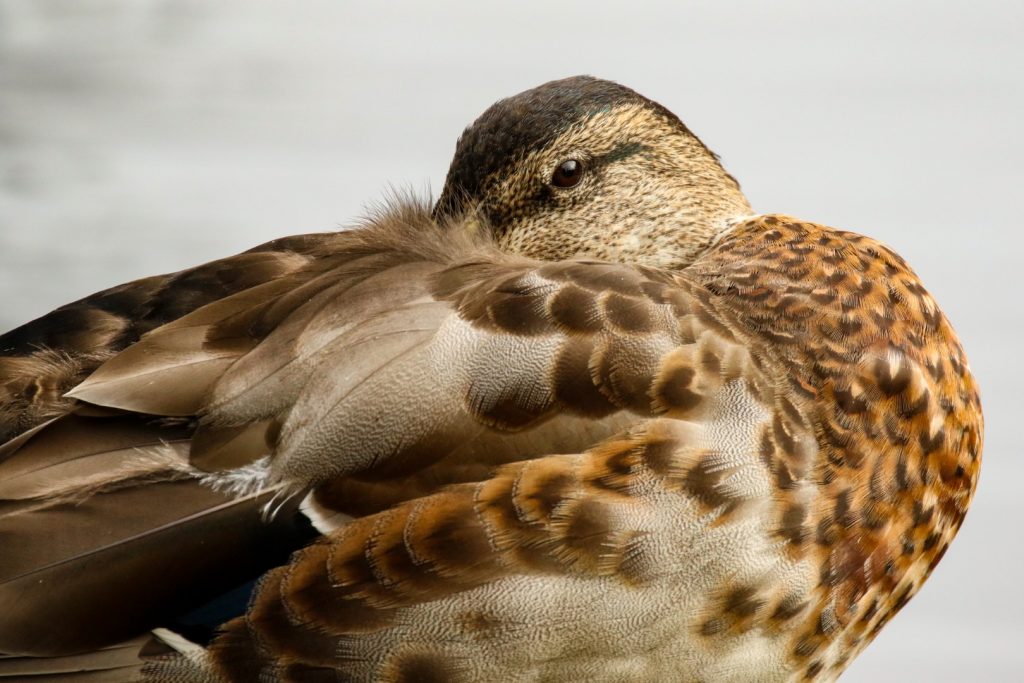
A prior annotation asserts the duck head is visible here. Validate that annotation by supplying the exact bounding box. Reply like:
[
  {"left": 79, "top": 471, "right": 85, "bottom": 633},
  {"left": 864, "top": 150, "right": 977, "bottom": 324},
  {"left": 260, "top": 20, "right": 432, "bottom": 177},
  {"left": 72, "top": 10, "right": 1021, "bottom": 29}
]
[{"left": 435, "top": 76, "right": 753, "bottom": 269}]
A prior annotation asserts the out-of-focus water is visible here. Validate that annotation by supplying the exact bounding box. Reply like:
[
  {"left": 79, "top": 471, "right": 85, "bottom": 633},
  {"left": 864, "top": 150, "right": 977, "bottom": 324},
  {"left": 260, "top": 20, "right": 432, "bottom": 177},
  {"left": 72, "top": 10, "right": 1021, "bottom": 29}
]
[{"left": 1, "top": 1, "right": 1021, "bottom": 679}]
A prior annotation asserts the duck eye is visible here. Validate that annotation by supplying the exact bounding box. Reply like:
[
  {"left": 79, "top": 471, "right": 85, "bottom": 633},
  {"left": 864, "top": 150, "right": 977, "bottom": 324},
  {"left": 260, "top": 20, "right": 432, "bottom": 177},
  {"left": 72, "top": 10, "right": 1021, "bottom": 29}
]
[{"left": 551, "top": 159, "right": 583, "bottom": 188}]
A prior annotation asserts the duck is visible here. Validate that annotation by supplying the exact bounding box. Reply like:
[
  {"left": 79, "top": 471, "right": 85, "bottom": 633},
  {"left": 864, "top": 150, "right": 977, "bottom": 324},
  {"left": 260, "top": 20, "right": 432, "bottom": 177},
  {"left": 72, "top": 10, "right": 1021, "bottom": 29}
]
[{"left": 0, "top": 76, "right": 982, "bottom": 682}]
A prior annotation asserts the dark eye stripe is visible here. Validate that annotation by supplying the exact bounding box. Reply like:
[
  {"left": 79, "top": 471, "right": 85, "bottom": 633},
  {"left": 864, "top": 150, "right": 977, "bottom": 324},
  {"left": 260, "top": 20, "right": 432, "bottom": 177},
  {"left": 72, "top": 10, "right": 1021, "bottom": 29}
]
[{"left": 602, "top": 141, "right": 650, "bottom": 164}]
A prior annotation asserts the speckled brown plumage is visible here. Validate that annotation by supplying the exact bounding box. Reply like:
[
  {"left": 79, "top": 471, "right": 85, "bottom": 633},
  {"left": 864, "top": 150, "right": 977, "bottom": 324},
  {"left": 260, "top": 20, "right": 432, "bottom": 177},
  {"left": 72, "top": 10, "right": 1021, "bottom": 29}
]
[
  {"left": 688, "top": 216, "right": 982, "bottom": 675},
  {"left": 0, "top": 77, "right": 981, "bottom": 682}
]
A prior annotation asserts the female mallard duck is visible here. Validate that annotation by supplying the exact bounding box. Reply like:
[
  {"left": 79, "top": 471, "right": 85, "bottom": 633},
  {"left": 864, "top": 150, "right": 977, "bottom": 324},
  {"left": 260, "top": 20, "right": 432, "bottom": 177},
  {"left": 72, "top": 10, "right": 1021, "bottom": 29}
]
[{"left": 0, "top": 76, "right": 981, "bottom": 682}]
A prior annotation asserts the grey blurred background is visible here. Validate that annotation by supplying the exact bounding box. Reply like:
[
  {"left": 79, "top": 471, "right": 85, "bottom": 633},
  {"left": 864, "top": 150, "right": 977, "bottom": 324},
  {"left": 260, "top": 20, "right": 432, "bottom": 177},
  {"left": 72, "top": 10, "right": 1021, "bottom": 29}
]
[{"left": 0, "top": 1, "right": 1020, "bottom": 679}]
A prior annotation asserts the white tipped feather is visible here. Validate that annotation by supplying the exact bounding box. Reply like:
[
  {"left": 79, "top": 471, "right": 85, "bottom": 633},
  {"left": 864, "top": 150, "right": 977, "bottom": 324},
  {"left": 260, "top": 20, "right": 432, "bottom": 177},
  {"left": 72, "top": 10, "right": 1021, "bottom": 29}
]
[
  {"left": 150, "top": 629, "right": 203, "bottom": 656},
  {"left": 299, "top": 490, "right": 354, "bottom": 534}
]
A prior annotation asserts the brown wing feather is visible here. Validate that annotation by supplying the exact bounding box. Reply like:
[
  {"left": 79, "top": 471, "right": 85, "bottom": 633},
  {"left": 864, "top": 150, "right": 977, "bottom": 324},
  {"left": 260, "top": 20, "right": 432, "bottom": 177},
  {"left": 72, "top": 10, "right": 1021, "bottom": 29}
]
[
  {"left": 0, "top": 635, "right": 149, "bottom": 681},
  {"left": 0, "top": 413, "right": 312, "bottom": 657},
  {"left": 0, "top": 236, "right": 328, "bottom": 443},
  {"left": 57, "top": 223, "right": 752, "bottom": 514},
  {"left": 39, "top": 204, "right": 760, "bottom": 515}
]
